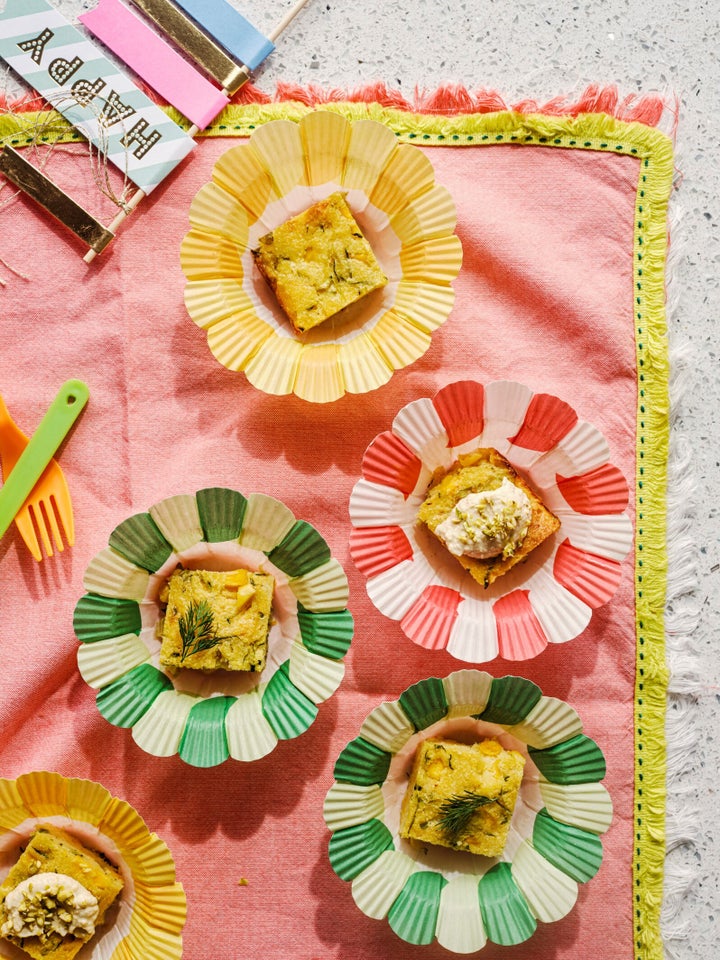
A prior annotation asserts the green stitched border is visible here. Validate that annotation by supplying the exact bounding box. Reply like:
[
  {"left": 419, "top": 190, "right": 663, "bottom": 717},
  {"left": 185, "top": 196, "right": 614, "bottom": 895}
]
[
  {"left": 628, "top": 127, "right": 673, "bottom": 960},
  {"left": 0, "top": 102, "right": 674, "bottom": 959}
]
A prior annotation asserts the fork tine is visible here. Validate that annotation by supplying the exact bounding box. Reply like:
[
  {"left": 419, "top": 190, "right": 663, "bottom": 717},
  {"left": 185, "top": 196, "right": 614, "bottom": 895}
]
[
  {"left": 29, "top": 503, "right": 54, "bottom": 558},
  {"left": 12, "top": 463, "right": 75, "bottom": 560},
  {"left": 50, "top": 476, "right": 74, "bottom": 546},
  {"left": 44, "top": 497, "right": 66, "bottom": 554},
  {"left": 13, "top": 510, "right": 43, "bottom": 561}
]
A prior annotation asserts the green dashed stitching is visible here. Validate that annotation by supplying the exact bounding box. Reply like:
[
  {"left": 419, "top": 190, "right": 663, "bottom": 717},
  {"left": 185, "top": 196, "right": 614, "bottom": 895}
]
[{"left": 633, "top": 140, "right": 662, "bottom": 960}]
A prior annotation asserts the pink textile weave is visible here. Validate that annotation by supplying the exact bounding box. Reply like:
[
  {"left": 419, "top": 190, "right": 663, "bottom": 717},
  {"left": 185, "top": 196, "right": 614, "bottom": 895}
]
[{"left": 0, "top": 125, "right": 642, "bottom": 959}]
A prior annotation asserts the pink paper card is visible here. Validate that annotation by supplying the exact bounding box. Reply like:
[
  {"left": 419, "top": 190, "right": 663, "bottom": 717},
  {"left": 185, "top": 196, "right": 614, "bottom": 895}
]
[{"left": 80, "top": 0, "right": 229, "bottom": 130}]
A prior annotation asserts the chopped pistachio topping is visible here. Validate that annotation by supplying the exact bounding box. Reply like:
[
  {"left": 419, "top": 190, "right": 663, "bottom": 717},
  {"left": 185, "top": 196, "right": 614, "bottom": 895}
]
[
  {"left": 1, "top": 872, "right": 99, "bottom": 941},
  {"left": 435, "top": 478, "right": 532, "bottom": 560}
]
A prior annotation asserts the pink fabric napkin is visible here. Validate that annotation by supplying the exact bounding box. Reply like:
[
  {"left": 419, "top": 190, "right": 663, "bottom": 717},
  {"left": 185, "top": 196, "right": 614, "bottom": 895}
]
[{"left": 0, "top": 105, "right": 660, "bottom": 959}]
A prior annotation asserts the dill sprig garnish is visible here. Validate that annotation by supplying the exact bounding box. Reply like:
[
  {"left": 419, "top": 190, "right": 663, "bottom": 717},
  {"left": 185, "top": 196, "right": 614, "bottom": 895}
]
[
  {"left": 437, "top": 790, "right": 507, "bottom": 841},
  {"left": 179, "top": 600, "right": 222, "bottom": 661}
]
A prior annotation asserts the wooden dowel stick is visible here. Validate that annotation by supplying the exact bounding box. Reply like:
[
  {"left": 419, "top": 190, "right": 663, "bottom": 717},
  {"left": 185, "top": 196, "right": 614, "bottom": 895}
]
[
  {"left": 268, "top": 0, "right": 312, "bottom": 41},
  {"left": 83, "top": 188, "right": 146, "bottom": 263}
]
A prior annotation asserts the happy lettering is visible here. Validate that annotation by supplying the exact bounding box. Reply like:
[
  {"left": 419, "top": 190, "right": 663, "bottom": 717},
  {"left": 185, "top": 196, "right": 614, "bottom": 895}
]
[{"left": 17, "top": 27, "right": 161, "bottom": 158}]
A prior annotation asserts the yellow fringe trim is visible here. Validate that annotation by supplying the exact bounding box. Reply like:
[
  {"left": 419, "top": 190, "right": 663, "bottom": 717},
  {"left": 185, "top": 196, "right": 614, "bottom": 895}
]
[
  {"left": 628, "top": 126, "right": 674, "bottom": 960},
  {"left": 0, "top": 102, "right": 674, "bottom": 960}
]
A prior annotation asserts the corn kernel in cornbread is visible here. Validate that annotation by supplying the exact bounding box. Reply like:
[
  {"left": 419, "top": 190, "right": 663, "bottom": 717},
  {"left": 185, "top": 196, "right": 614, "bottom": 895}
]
[
  {"left": 0, "top": 825, "right": 123, "bottom": 960},
  {"left": 399, "top": 737, "right": 525, "bottom": 857},
  {"left": 252, "top": 191, "right": 387, "bottom": 333},
  {"left": 417, "top": 448, "right": 560, "bottom": 588},
  {"left": 159, "top": 567, "right": 273, "bottom": 672}
]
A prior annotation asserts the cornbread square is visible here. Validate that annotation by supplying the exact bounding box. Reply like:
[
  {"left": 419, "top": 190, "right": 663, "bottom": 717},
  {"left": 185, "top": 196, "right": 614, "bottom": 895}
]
[
  {"left": 158, "top": 567, "right": 273, "bottom": 672},
  {"left": 252, "top": 191, "right": 388, "bottom": 333},
  {"left": 399, "top": 737, "right": 525, "bottom": 857},
  {"left": 0, "top": 825, "right": 123, "bottom": 960},
  {"left": 417, "top": 448, "right": 560, "bottom": 588}
]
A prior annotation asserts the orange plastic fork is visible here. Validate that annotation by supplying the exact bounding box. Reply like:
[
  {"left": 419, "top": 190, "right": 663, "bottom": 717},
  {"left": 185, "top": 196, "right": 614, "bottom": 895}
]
[{"left": 0, "top": 390, "right": 78, "bottom": 560}]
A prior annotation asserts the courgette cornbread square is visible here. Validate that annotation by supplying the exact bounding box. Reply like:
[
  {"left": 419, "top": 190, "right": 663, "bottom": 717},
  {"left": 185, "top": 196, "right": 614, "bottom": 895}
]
[
  {"left": 158, "top": 567, "right": 273, "bottom": 672},
  {"left": 252, "top": 191, "right": 388, "bottom": 333},
  {"left": 399, "top": 737, "right": 526, "bottom": 857},
  {"left": 0, "top": 825, "right": 123, "bottom": 960},
  {"left": 417, "top": 448, "right": 561, "bottom": 588}
]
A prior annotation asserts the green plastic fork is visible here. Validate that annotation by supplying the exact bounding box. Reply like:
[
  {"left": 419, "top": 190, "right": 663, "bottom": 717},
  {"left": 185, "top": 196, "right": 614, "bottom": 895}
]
[{"left": 0, "top": 380, "right": 89, "bottom": 560}]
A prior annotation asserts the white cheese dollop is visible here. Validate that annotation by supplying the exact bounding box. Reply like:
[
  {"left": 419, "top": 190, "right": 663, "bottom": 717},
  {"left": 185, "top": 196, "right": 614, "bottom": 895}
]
[
  {"left": 435, "top": 478, "right": 532, "bottom": 560},
  {"left": 1, "top": 872, "right": 99, "bottom": 941}
]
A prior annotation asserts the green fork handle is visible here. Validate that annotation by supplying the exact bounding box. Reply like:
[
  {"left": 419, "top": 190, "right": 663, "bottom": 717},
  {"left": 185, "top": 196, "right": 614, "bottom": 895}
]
[{"left": 0, "top": 380, "right": 89, "bottom": 541}]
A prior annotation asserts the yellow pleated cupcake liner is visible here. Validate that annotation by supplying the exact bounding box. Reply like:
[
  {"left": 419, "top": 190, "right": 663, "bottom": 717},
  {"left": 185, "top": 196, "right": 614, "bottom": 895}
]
[
  {"left": 0, "top": 772, "right": 186, "bottom": 960},
  {"left": 181, "top": 110, "right": 462, "bottom": 402}
]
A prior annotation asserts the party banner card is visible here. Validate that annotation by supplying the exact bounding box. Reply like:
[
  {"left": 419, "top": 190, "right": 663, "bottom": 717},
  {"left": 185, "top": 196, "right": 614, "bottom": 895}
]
[{"left": 0, "top": 0, "right": 195, "bottom": 192}]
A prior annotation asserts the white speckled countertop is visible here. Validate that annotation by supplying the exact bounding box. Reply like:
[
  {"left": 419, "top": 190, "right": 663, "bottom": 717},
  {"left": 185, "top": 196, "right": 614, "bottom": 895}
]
[{"left": 8, "top": 1, "right": 720, "bottom": 956}]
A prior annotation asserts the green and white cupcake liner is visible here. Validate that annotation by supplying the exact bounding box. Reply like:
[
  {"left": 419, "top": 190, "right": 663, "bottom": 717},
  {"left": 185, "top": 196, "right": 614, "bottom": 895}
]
[
  {"left": 74, "top": 488, "right": 353, "bottom": 768},
  {"left": 323, "top": 670, "right": 612, "bottom": 953}
]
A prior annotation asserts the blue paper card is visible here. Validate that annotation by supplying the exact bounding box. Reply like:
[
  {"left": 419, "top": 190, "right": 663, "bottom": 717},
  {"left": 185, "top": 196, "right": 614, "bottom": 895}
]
[{"left": 173, "top": 0, "right": 274, "bottom": 72}]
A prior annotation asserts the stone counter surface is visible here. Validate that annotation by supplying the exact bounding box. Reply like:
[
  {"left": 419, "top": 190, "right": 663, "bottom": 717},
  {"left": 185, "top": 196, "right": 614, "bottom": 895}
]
[{"left": 7, "top": 1, "right": 720, "bottom": 957}]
